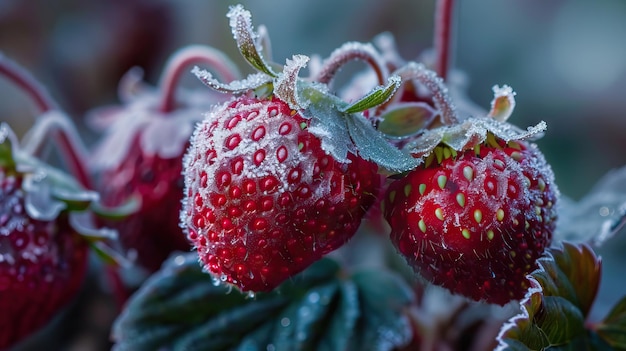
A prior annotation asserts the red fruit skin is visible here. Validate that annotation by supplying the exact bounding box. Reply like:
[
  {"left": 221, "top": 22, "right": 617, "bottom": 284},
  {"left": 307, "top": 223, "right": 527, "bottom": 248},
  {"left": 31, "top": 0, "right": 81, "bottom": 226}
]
[
  {"left": 182, "top": 96, "right": 380, "bottom": 292},
  {"left": 0, "top": 173, "right": 88, "bottom": 349},
  {"left": 98, "top": 135, "right": 189, "bottom": 272},
  {"left": 383, "top": 141, "right": 557, "bottom": 305}
]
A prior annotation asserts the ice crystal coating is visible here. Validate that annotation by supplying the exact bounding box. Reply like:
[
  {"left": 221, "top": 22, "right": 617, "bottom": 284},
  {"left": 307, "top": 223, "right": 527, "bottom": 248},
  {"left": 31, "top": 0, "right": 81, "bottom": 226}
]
[
  {"left": 192, "top": 67, "right": 271, "bottom": 94},
  {"left": 406, "top": 117, "right": 547, "bottom": 158}
]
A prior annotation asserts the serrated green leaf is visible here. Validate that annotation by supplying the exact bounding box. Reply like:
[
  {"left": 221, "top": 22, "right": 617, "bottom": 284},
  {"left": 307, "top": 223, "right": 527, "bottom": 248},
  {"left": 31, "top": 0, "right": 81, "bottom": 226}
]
[
  {"left": 496, "top": 242, "right": 603, "bottom": 351},
  {"left": 112, "top": 253, "right": 415, "bottom": 351},
  {"left": 340, "top": 75, "right": 400, "bottom": 114},
  {"left": 595, "top": 295, "right": 626, "bottom": 349}
]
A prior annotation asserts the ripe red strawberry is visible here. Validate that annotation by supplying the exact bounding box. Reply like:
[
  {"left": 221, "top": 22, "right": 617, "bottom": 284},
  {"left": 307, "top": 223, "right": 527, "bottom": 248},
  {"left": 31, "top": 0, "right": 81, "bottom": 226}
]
[
  {"left": 383, "top": 137, "right": 557, "bottom": 305},
  {"left": 0, "top": 124, "right": 90, "bottom": 348},
  {"left": 182, "top": 95, "right": 381, "bottom": 292}
]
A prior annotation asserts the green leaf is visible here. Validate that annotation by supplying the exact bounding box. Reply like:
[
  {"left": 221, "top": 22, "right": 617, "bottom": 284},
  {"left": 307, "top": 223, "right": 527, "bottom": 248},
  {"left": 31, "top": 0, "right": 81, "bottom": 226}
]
[
  {"left": 496, "top": 242, "right": 603, "bottom": 350},
  {"left": 595, "top": 296, "right": 626, "bottom": 349},
  {"left": 340, "top": 75, "right": 400, "bottom": 114},
  {"left": 112, "top": 253, "right": 415, "bottom": 351}
]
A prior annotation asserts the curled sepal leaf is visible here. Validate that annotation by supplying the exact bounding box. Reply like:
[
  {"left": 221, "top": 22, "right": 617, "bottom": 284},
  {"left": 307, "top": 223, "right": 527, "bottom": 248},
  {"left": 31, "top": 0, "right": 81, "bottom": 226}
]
[
  {"left": 192, "top": 66, "right": 272, "bottom": 95},
  {"left": 112, "top": 253, "right": 415, "bottom": 351},
  {"left": 341, "top": 75, "right": 400, "bottom": 114},
  {"left": 488, "top": 85, "right": 516, "bottom": 122},
  {"left": 594, "top": 296, "right": 626, "bottom": 349},
  {"left": 377, "top": 102, "right": 437, "bottom": 139},
  {"left": 227, "top": 4, "right": 277, "bottom": 77},
  {"left": 496, "top": 242, "right": 603, "bottom": 350},
  {"left": 405, "top": 117, "right": 547, "bottom": 158},
  {"left": 315, "top": 41, "right": 388, "bottom": 86},
  {"left": 274, "top": 54, "right": 310, "bottom": 110}
]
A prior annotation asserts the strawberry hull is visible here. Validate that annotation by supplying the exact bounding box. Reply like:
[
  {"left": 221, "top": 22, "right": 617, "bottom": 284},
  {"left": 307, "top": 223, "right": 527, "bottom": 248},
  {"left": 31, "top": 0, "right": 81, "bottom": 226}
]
[
  {"left": 384, "top": 141, "right": 557, "bottom": 305},
  {"left": 182, "top": 96, "right": 381, "bottom": 292}
]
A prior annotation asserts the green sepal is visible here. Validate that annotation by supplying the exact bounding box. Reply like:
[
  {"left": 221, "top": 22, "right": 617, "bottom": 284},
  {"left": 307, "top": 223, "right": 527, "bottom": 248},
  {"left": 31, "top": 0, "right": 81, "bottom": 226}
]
[
  {"left": 340, "top": 75, "right": 400, "bottom": 114},
  {"left": 0, "top": 122, "right": 18, "bottom": 171},
  {"left": 227, "top": 5, "right": 277, "bottom": 78}
]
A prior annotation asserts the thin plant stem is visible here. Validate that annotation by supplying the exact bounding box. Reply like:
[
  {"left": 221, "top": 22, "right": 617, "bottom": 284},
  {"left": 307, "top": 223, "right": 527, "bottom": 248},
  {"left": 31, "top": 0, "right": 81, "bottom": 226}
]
[
  {"left": 158, "top": 45, "right": 240, "bottom": 113},
  {"left": 434, "top": 0, "right": 455, "bottom": 80},
  {"left": 0, "top": 55, "right": 92, "bottom": 189}
]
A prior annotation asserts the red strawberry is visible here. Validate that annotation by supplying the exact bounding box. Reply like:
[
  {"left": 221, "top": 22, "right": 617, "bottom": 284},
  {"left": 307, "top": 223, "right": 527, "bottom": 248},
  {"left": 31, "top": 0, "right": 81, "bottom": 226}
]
[
  {"left": 383, "top": 137, "right": 557, "bottom": 305},
  {"left": 182, "top": 95, "right": 381, "bottom": 292},
  {"left": 0, "top": 124, "right": 91, "bottom": 348}
]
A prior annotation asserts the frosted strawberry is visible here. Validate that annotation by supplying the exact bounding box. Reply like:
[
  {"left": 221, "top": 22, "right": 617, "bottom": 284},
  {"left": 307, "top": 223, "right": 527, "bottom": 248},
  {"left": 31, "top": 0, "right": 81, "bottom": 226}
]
[
  {"left": 89, "top": 45, "right": 239, "bottom": 272},
  {"left": 180, "top": 5, "right": 416, "bottom": 292},
  {"left": 381, "top": 65, "right": 558, "bottom": 305},
  {"left": 183, "top": 95, "right": 381, "bottom": 291},
  {"left": 0, "top": 123, "right": 118, "bottom": 348},
  {"left": 384, "top": 139, "right": 557, "bottom": 305}
]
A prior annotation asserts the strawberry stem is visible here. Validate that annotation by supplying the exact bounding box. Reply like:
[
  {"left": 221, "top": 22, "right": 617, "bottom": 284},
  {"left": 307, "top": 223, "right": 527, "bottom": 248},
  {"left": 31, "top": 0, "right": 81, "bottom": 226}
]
[
  {"left": 315, "top": 42, "right": 388, "bottom": 87},
  {"left": 434, "top": 0, "right": 455, "bottom": 80},
  {"left": 0, "top": 55, "right": 92, "bottom": 189},
  {"left": 158, "top": 45, "right": 240, "bottom": 113}
]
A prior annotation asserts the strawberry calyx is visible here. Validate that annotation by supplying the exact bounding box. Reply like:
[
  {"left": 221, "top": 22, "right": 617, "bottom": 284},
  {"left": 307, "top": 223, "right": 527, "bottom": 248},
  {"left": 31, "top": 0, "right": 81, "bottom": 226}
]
[
  {"left": 1, "top": 123, "right": 128, "bottom": 267},
  {"left": 191, "top": 5, "right": 420, "bottom": 174}
]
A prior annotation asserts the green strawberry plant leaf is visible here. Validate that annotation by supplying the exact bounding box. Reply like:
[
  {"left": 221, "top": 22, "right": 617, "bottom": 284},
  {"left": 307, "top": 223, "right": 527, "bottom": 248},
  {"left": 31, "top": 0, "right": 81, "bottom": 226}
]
[
  {"left": 112, "top": 253, "right": 415, "bottom": 351},
  {"left": 496, "top": 242, "right": 609, "bottom": 350},
  {"left": 594, "top": 296, "right": 626, "bottom": 349}
]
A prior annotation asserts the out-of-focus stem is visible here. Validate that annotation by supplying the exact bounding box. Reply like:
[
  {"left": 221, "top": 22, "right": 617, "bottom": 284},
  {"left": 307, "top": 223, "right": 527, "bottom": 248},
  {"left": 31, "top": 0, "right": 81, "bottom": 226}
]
[
  {"left": 158, "top": 45, "right": 240, "bottom": 113},
  {"left": 0, "top": 55, "right": 92, "bottom": 189},
  {"left": 434, "top": 0, "right": 455, "bottom": 80}
]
